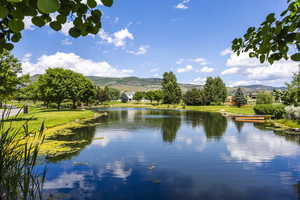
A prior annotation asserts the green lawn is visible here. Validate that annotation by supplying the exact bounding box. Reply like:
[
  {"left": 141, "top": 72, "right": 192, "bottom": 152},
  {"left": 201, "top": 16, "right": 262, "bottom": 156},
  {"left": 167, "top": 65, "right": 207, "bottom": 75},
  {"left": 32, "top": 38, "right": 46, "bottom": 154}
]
[
  {"left": 4, "top": 106, "right": 96, "bottom": 132},
  {"left": 99, "top": 102, "right": 255, "bottom": 115},
  {"left": 274, "top": 119, "right": 300, "bottom": 129}
]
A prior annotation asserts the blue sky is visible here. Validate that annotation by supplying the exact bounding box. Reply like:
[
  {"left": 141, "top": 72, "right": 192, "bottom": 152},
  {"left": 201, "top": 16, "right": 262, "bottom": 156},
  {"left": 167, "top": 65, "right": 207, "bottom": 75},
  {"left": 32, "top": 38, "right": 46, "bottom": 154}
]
[{"left": 14, "top": 0, "right": 299, "bottom": 86}]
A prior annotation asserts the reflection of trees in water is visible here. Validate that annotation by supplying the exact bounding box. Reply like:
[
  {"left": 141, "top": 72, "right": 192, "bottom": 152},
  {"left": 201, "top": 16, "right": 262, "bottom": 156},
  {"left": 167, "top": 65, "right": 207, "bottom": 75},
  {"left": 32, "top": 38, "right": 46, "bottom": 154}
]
[
  {"left": 293, "top": 181, "right": 300, "bottom": 199},
  {"left": 233, "top": 121, "right": 244, "bottom": 133},
  {"left": 161, "top": 115, "right": 181, "bottom": 143},
  {"left": 185, "top": 111, "right": 227, "bottom": 140}
]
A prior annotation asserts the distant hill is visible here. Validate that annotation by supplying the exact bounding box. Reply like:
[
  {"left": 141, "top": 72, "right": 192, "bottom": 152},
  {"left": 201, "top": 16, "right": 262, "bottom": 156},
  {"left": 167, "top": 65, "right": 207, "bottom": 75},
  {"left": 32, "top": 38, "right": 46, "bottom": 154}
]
[
  {"left": 86, "top": 76, "right": 201, "bottom": 92},
  {"left": 237, "top": 84, "right": 286, "bottom": 91},
  {"left": 31, "top": 75, "right": 286, "bottom": 92}
]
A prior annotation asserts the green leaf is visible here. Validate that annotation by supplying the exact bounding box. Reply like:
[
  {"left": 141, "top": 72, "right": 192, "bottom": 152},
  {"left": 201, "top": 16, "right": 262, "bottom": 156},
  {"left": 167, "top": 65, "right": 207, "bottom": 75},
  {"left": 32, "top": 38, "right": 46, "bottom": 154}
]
[
  {"left": 37, "top": 0, "right": 60, "bottom": 14},
  {"left": 69, "top": 27, "right": 81, "bottom": 38},
  {"left": 87, "top": 0, "right": 97, "bottom": 8},
  {"left": 50, "top": 21, "right": 61, "bottom": 31},
  {"left": 4, "top": 43, "right": 14, "bottom": 50},
  {"left": 291, "top": 53, "right": 300, "bottom": 61},
  {"left": 56, "top": 15, "right": 67, "bottom": 24},
  {"left": 11, "top": 33, "right": 22, "bottom": 42},
  {"left": 31, "top": 16, "right": 45, "bottom": 27},
  {"left": 0, "top": 6, "right": 9, "bottom": 18},
  {"left": 7, "top": 0, "right": 23, "bottom": 2},
  {"left": 8, "top": 19, "right": 24, "bottom": 32},
  {"left": 101, "top": 0, "right": 113, "bottom": 7},
  {"left": 259, "top": 54, "right": 265, "bottom": 63}
]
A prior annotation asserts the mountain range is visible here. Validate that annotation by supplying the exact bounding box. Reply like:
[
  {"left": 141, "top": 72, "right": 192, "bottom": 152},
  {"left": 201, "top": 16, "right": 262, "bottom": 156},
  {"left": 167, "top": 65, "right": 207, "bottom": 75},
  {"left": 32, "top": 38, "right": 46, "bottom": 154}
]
[{"left": 32, "top": 75, "right": 286, "bottom": 93}]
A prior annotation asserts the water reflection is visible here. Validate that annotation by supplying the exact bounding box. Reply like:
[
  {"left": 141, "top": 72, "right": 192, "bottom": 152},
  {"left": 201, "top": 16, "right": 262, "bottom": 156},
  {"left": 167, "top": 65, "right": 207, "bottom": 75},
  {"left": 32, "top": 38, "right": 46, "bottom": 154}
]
[
  {"left": 224, "top": 128, "right": 300, "bottom": 163},
  {"left": 42, "top": 108, "right": 300, "bottom": 200},
  {"left": 185, "top": 111, "right": 228, "bottom": 140}
]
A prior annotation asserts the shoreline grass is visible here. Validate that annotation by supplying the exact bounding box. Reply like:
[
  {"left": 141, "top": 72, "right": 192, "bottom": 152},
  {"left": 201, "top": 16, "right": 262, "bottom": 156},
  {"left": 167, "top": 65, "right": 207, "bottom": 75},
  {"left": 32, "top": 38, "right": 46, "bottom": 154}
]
[
  {"left": 4, "top": 106, "right": 97, "bottom": 133},
  {"left": 95, "top": 102, "right": 255, "bottom": 115}
]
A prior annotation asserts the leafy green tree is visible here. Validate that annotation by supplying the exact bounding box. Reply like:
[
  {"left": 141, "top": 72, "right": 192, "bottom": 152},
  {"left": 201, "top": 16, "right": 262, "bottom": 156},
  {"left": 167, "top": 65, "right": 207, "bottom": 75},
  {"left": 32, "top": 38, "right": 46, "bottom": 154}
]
[
  {"left": 153, "top": 90, "right": 163, "bottom": 104},
  {"left": 97, "top": 86, "right": 110, "bottom": 104},
  {"left": 0, "top": 50, "right": 23, "bottom": 107},
  {"left": 66, "top": 70, "right": 92, "bottom": 109},
  {"left": 256, "top": 92, "right": 273, "bottom": 104},
  {"left": 161, "top": 72, "right": 182, "bottom": 104},
  {"left": 232, "top": 0, "right": 300, "bottom": 63},
  {"left": 145, "top": 91, "right": 155, "bottom": 103},
  {"left": 183, "top": 88, "right": 205, "bottom": 105},
  {"left": 37, "top": 68, "right": 69, "bottom": 110},
  {"left": 108, "top": 87, "right": 120, "bottom": 100},
  {"left": 234, "top": 87, "right": 247, "bottom": 107},
  {"left": 133, "top": 91, "right": 144, "bottom": 102},
  {"left": 203, "top": 77, "right": 227, "bottom": 105},
  {"left": 0, "top": 0, "right": 113, "bottom": 52},
  {"left": 80, "top": 79, "right": 97, "bottom": 106},
  {"left": 283, "top": 69, "right": 300, "bottom": 106}
]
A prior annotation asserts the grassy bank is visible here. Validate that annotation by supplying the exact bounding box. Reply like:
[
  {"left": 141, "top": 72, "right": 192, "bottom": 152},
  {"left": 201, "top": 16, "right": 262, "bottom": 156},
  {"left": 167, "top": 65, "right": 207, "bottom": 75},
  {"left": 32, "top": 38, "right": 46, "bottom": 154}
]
[
  {"left": 98, "top": 102, "right": 255, "bottom": 115},
  {"left": 5, "top": 106, "right": 98, "bottom": 133}
]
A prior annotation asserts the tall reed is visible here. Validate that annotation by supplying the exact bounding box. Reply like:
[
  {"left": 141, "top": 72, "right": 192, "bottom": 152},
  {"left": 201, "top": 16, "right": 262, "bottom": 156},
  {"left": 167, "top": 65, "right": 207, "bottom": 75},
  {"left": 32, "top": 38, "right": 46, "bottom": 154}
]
[{"left": 0, "top": 108, "right": 46, "bottom": 200}]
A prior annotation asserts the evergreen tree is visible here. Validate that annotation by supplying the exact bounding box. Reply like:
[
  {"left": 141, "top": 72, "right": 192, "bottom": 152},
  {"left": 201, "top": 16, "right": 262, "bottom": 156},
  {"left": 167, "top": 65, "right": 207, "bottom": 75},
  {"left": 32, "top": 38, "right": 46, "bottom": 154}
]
[
  {"left": 162, "top": 72, "right": 182, "bottom": 104},
  {"left": 234, "top": 87, "right": 247, "bottom": 107}
]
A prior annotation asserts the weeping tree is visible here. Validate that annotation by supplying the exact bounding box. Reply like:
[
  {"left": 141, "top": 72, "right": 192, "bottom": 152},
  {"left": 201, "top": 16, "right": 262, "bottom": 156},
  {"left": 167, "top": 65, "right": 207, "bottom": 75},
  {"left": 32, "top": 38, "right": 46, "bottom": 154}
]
[
  {"left": 0, "top": 0, "right": 113, "bottom": 52},
  {"left": 232, "top": 0, "right": 300, "bottom": 63}
]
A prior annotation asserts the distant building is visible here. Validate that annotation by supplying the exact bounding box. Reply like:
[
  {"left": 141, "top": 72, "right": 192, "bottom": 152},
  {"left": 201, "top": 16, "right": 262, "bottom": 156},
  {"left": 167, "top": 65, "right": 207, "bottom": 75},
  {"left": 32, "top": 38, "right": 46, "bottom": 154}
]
[{"left": 121, "top": 91, "right": 135, "bottom": 101}]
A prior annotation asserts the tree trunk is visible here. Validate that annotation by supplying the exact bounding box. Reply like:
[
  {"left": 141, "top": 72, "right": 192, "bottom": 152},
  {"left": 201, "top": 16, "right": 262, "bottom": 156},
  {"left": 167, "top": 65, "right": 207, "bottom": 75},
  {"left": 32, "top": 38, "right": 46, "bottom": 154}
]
[
  {"left": 72, "top": 100, "right": 77, "bottom": 109},
  {"left": 57, "top": 102, "right": 61, "bottom": 110}
]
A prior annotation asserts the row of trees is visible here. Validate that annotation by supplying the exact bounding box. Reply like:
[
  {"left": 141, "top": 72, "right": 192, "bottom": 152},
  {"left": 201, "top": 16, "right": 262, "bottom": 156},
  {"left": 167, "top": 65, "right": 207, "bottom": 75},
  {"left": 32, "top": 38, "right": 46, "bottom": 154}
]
[
  {"left": 133, "top": 90, "right": 163, "bottom": 103},
  {"left": 183, "top": 77, "right": 227, "bottom": 106},
  {"left": 17, "top": 68, "right": 121, "bottom": 110}
]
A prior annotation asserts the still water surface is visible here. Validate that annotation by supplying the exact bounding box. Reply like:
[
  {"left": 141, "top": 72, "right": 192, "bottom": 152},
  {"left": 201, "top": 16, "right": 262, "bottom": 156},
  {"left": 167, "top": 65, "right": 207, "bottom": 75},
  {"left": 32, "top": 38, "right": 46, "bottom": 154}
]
[{"left": 43, "top": 108, "right": 300, "bottom": 200}]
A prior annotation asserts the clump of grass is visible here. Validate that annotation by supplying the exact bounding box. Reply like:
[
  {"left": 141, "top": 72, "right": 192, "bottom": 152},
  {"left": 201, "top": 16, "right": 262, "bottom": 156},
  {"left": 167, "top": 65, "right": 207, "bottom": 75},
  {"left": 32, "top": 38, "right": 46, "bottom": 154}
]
[{"left": 0, "top": 108, "right": 46, "bottom": 200}]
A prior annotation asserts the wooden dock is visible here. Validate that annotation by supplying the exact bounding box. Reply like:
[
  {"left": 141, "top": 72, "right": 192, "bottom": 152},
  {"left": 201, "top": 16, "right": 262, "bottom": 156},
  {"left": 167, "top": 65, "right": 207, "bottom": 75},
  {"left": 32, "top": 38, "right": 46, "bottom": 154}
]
[{"left": 231, "top": 115, "right": 271, "bottom": 123}]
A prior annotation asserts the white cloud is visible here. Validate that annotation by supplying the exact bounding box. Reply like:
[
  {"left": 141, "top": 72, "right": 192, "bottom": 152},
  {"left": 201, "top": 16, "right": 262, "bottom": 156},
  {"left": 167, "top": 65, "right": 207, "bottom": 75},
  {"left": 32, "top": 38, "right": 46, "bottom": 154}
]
[
  {"left": 61, "top": 21, "right": 73, "bottom": 36},
  {"left": 24, "top": 17, "right": 35, "bottom": 30},
  {"left": 222, "top": 52, "right": 299, "bottom": 86},
  {"left": 191, "top": 77, "right": 206, "bottom": 85},
  {"left": 221, "top": 67, "right": 240, "bottom": 75},
  {"left": 150, "top": 68, "right": 159, "bottom": 73},
  {"left": 199, "top": 66, "right": 214, "bottom": 73},
  {"left": 153, "top": 73, "right": 160, "bottom": 78},
  {"left": 220, "top": 48, "right": 232, "bottom": 56},
  {"left": 193, "top": 57, "right": 207, "bottom": 65},
  {"left": 176, "top": 58, "right": 185, "bottom": 65},
  {"left": 105, "top": 161, "right": 132, "bottom": 180},
  {"left": 224, "top": 130, "right": 299, "bottom": 163},
  {"left": 99, "top": 28, "right": 134, "bottom": 47},
  {"left": 127, "top": 45, "right": 149, "bottom": 55},
  {"left": 177, "top": 65, "right": 193, "bottom": 73},
  {"left": 175, "top": 0, "right": 191, "bottom": 9},
  {"left": 22, "top": 52, "right": 134, "bottom": 77},
  {"left": 61, "top": 38, "right": 72, "bottom": 45},
  {"left": 22, "top": 53, "right": 32, "bottom": 62}
]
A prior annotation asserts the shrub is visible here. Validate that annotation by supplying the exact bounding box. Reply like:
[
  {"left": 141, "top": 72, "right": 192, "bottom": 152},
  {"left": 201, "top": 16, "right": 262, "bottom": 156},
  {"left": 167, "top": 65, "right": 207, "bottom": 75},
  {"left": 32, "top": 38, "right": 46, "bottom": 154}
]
[
  {"left": 256, "top": 92, "right": 273, "bottom": 104},
  {"left": 254, "top": 104, "right": 285, "bottom": 119},
  {"left": 285, "top": 106, "right": 300, "bottom": 120}
]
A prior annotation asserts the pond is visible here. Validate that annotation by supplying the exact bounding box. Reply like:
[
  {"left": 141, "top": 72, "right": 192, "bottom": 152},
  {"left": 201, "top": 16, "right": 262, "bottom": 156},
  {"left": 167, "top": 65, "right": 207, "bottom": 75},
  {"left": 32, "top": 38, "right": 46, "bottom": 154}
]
[{"left": 42, "top": 108, "right": 300, "bottom": 200}]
